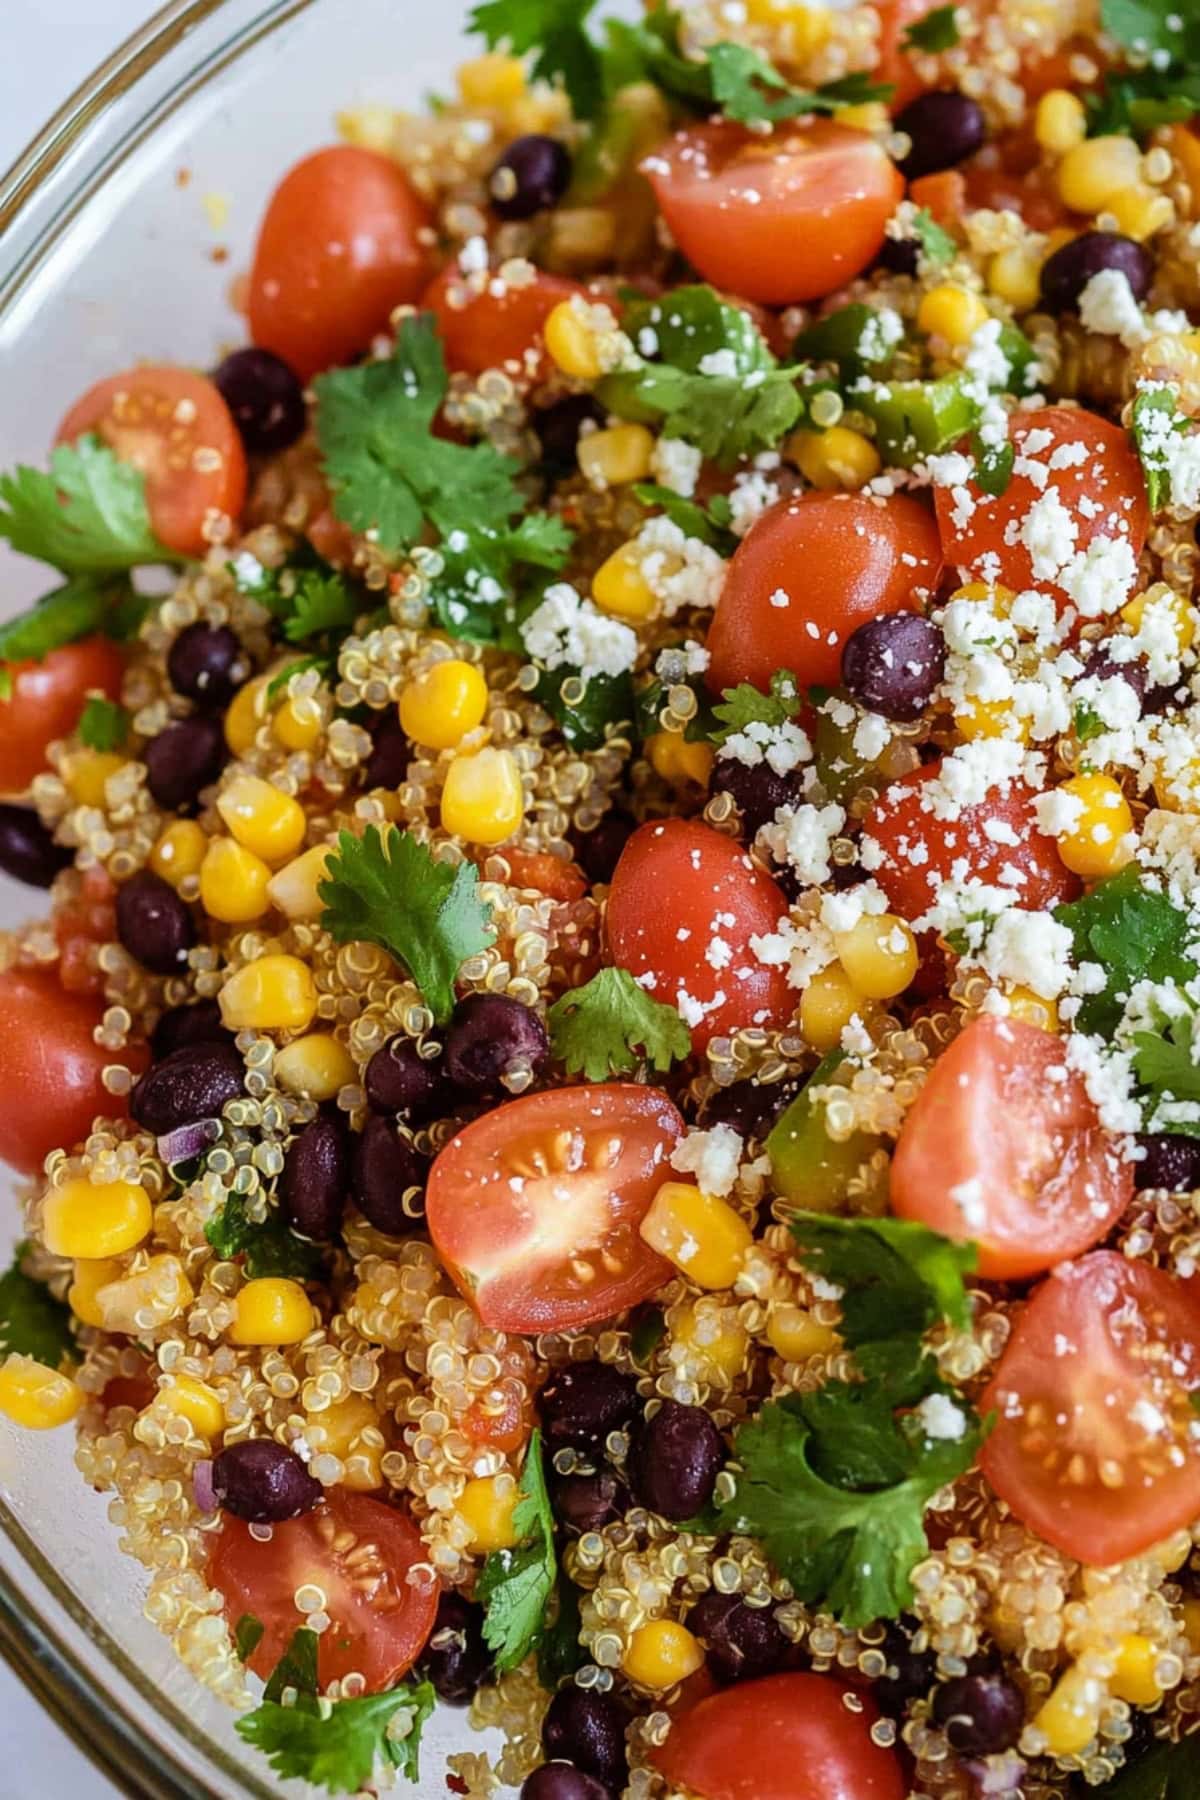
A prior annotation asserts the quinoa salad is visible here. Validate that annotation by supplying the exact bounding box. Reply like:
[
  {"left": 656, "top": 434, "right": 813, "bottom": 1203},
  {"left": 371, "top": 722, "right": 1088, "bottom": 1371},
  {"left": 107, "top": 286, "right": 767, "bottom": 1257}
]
[{"left": 5, "top": 1, "right": 1200, "bottom": 1795}]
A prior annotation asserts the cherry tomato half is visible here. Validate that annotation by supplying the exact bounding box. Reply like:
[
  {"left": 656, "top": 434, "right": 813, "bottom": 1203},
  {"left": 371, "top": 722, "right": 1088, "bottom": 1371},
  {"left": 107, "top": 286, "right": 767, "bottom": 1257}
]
[
  {"left": 890, "top": 1017, "right": 1134, "bottom": 1280},
  {"left": 607, "top": 819, "right": 795, "bottom": 1050},
  {"left": 643, "top": 121, "right": 903, "bottom": 306},
  {"left": 210, "top": 1491, "right": 437, "bottom": 1690},
  {"left": 426, "top": 1084, "right": 679, "bottom": 1333},
  {"left": 0, "top": 635, "right": 124, "bottom": 795},
  {"left": 58, "top": 367, "right": 247, "bottom": 559},
  {"left": 705, "top": 492, "right": 943, "bottom": 693},
  {"left": 981, "top": 1252, "right": 1200, "bottom": 1564},
  {"left": 0, "top": 968, "right": 146, "bottom": 1172},
  {"left": 249, "top": 146, "right": 434, "bottom": 380},
  {"left": 423, "top": 264, "right": 584, "bottom": 377},
  {"left": 654, "top": 1672, "right": 907, "bottom": 1800}
]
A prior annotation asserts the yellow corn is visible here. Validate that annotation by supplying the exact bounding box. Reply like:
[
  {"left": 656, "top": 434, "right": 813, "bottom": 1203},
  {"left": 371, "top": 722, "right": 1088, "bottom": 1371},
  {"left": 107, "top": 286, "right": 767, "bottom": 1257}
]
[
  {"left": 399, "top": 659, "right": 489, "bottom": 750},
  {"left": 1057, "top": 134, "right": 1142, "bottom": 214},
  {"left": 457, "top": 52, "right": 525, "bottom": 110},
  {"left": 767, "top": 1305, "right": 839, "bottom": 1362},
  {"left": 544, "top": 300, "right": 604, "bottom": 380},
  {"left": 622, "top": 1619, "right": 705, "bottom": 1689},
  {"left": 834, "top": 100, "right": 891, "bottom": 134},
  {"left": 1053, "top": 773, "right": 1134, "bottom": 879},
  {"left": 0, "top": 1356, "right": 84, "bottom": 1430},
  {"left": 592, "top": 542, "right": 660, "bottom": 621},
  {"left": 744, "top": 0, "right": 831, "bottom": 55},
  {"left": 986, "top": 244, "right": 1043, "bottom": 313},
  {"left": 61, "top": 750, "right": 126, "bottom": 808},
  {"left": 1122, "top": 583, "right": 1194, "bottom": 652},
  {"left": 229, "top": 1277, "right": 315, "bottom": 1346},
  {"left": 1105, "top": 185, "right": 1174, "bottom": 241},
  {"left": 832, "top": 913, "right": 918, "bottom": 1000},
  {"left": 951, "top": 580, "right": 1016, "bottom": 614},
  {"left": 199, "top": 837, "right": 273, "bottom": 924},
  {"left": 96, "top": 1254, "right": 193, "bottom": 1334},
  {"left": 272, "top": 693, "right": 324, "bottom": 752},
  {"left": 1033, "top": 1664, "right": 1102, "bottom": 1757},
  {"left": 646, "top": 731, "right": 714, "bottom": 789},
  {"left": 440, "top": 746, "right": 525, "bottom": 845},
  {"left": 68, "top": 1257, "right": 125, "bottom": 1328},
  {"left": 790, "top": 425, "right": 881, "bottom": 492},
  {"left": 672, "top": 1301, "right": 750, "bottom": 1382},
  {"left": 1109, "top": 1633, "right": 1163, "bottom": 1707},
  {"left": 160, "top": 1374, "right": 225, "bottom": 1440},
  {"left": 917, "top": 285, "right": 990, "bottom": 347},
  {"left": 799, "top": 962, "right": 867, "bottom": 1051},
  {"left": 458, "top": 1474, "right": 521, "bottom": 1552},
  {"left": 578, "top": 423, "right": 655, "bottom": 488},
  {"left": 218, "top": 954, "right": 318, "bottom": 1033},
  {"left": 42, "top": 1176, "right": 151, "bottom": 1261},
  {"left": 217, "top": 774, "right": 307, "bottom": 865},
  {"left": 149, "top": 820, "right": 207, "bottom": 889},
  {"left": 1034, "top": 89, "right": 1087, "bottom": 155},
  {"left": 1006, "top": 986, "right": 1059, "bottom": 1032},
  {"left": 224, "top": 674, "right": 270, "bottom": 755},
  {"left": 266, "top": 844, "right": 334, "bottom": 922},
  {"left": 305, "top": 1393, "right": 384, "bottom": 1491},
  {"left": 954, "top": 696, "right": 1030, "bottom": 743},
  {"left": 273, "top": 1033, "right": 356, "bottom": 1101},
  {"left": 639, "top": 1182, "right": 753, "bottom": 1289}
]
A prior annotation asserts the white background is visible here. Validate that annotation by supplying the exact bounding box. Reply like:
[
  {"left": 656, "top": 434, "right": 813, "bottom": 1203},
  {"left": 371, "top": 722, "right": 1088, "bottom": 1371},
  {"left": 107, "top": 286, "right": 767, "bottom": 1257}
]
[{"left": 1, "top": 12, "right": 152, "bottom": 1794}]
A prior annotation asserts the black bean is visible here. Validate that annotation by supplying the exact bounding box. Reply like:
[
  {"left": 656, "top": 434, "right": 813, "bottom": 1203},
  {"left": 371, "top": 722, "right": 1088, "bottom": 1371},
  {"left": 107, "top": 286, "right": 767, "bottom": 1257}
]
[
  {"left": 551, "top": 1469, "right": 628, "bottom": 1535},
  {"left": 571, "top": 812, "right": 633, "bottom": 885},
  {"left": 144, "top": 715, "right": 226, "bottom": 813},
  {"left": 540, "top": 1361, "right": 640, "bottom": 1455},
  {"left": 536, "top": 395, "right": 603, "bottom": 470},
  {"left": 212, "top": 347, "right": 307, "bottom": 454},
  {"left": 873, "top": 1619, "right": 936, "bottom": 1718},
  {"left": 520, "top": 1768, "right": 611, "bottom": 1800},
  {"left": 543, "top": 1687, "right": 628, "bottom": 1792},
  {"left": 931, "top": 1670, "right": 1024, "bottom": 1756},
  {"left": 1039, "top": 231, "right": 1153, "bottom": 312},
  {"left": 841, "top": 613, "right": 946, "bottom": 722},
  {"left": 0, "top": 805, "right": 73, "bottom": 888},
  {"left": 700, "top": 1078, "right": 797, "bottom": 1141},
  {"left": 115, "top": 869, "right": 196, "bottom": 976},
  {"left": 1134, "top": 1132, "right": 1200, "bottom": 1193},
  {"left": 687, "top": 1590, "right": 788, "bottom": 1684},
  {"left": 151, "top": 998, "right": 232, "bottom": 1062},
  {"left": 362, "top": 708, "right": 410, "bottom": 790},
  {"left": 490, "top": 135, "right": 572, "bottom": 220},
  {"left": 280, "top": 1111, "right": 350, "bottom": 1241},
  {"left": 211, "top": 1439, "right": 321, "bottom": 1522},
  {"left": 626, "top": 1399, "right": 725, "bottom": 1522},
  {"left": 1082, "top": 645, "right": 1148, "bottom": 701},
  {"left": 167, "top": 623, "right": 246, "bottom": 709},
  {"left": 418, "top": 1591, "right": 493, "bottom": 1705},
  {"left": 875, "top": 234, "right": 920, "bottom": 277},
  {"left": 130, "top": 1040, "right": 245, "bottom": 1134},
  {"left": 896, "top": 91, "right": 986, "bottom": 180},
  {"left": 443, "top": 994, "right": 549, "bottom": 1096},
  {"left": 711, "top": 759, "right": 805, "bottom": 839},
  {"left": 351, "top": 1115, "right": 427, "bottom": 1235},
  {"left": 364, "top": 1035, "right": 448, "bottom": 1122}
]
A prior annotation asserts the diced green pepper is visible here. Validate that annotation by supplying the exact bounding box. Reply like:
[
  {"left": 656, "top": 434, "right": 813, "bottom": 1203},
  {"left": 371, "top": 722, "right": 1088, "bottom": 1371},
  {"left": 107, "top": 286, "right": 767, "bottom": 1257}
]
[
  {"left": 793, "top": 303, "right": 900, "bottom": 381},
  {"left": 766, "top": 1052, "right": 880, "bottom": 1212},
  {"left": 854, "top": 372, "right": 981, "bottom": 468},
  {"left": 810, "top": 696, "right": 878, "bottom": 805},
  {"left": 996, "top": 322, "right": 1038, "bottom": 396}
]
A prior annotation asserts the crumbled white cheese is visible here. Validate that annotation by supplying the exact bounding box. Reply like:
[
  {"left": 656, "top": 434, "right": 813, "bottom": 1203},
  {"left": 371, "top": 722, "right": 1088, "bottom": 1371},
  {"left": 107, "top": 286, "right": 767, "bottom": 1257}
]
[
  {"left": 914, "top": 1393, "right": 969, "bottom": 1442},
  {"left": 1078, "top": 269, "right": 1149, "bottom": 348},
  {"left": 521, "top": 582, "right": 638, "bottom": 680},
  {"left": 650, "top": 436, "right": 702, "bottom": 499},
  {"left": 758, "top": 801, "right": 846, "bottom": 887},
  {"left": 670, "top": 1124, "right": 744, "bottom": 1196},
  {"left": 634, "top": 515, "right": 727, "bottom": 615}
]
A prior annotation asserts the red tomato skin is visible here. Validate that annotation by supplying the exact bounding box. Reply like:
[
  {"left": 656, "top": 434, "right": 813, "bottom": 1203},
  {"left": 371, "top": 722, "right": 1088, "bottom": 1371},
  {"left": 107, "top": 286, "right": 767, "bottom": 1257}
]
[
  {"left": 873, "top": 0, "right": 941, "bottom": 110},
  {"left": 643, "top": 121, "right": 904, "bottom": 306},
  {"left": 607, "top": 819, "right": 795, "bottom": 1050},
  {"left": 423, "top": 264, "right": 584, "bottom": 377},
  {"left": 249, "top": 147, "right": 434, "bottom": 380},
  {"left": 0, "top": 636, "right": 124, "bottom": 795},
  {"left": 980, "top": 1252, "right": 1200, "bottom": 1564},
  {"left": 0, "top": 969, "right": 146, "bottom": 1172},
  {"left": 500, "top": 848, "right": 588, "bottom": 903},
  {"left": 654, "top": 1673, "right": 907, "bottom": 1800},
  {"left": 705, "top": 492, "right": 943, "bottom": 693},
  {"left": 890, "top": 1017, "right": 1134, "bottom": 1280}
]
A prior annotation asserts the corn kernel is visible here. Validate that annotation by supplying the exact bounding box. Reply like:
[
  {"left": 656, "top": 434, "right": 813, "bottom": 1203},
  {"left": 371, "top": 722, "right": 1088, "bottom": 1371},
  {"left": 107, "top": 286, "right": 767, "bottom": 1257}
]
[
  {"left": 578, "top": 423, "right": 655, "bottom": 488},
  {"left": 986, "top": 244, "right": 1042, "bottom": 313},
  {"left": 217, "top": 774, "right": 307, "bottom": 865},
  {"left": 744, "top": 0, "right": 831, "bottom": 55},
  {"left": 273, "top": 1033, "right": 356, "bottom": 1101},
  {"left": 1032, "top": 1664, "right": 1101, "bottom": 1757},
  {"left": 266, "top": 844, "right": 334, "bottom": 922},
  {"left": 592, "top": 542, "right": 660, "bottom": 621},
  {"left": 149, "top": 820, "right": 207, "bottom": 889},
  {"left": 832, "top": 913, "right": 918, "bottom": 1000},
  {"left": 457, "top": 52, "right": 525, "bottom": 110},
  {"left": 199, "top": 837, "right": 273, "bottom": 924},
  {"left": 1182, "top": 1597, "right": 1200, "bottom": 1655},
  {"left": 272, "top": 694, "right": 323, "bottom": 752},
  {"left": 767, "top": 1305, "right": 839, "bottom": 1361},
  {"left": 68, "top": 1257, "right": 124, "bottom": 1328},
  {"left": 0, "top": 1356, "right": 84, "bottom": 1430},
  {"left": 1057, "top": 134, "right": 1142, "bottom": 214},
  {"left": 917, "top": 285, "right": 990, "bottom": 347},
  {"left": 672, "top": 1302, "right": 750, "bottom": 1381},
  {"left": 1121, "top": 583, "right": 1194, "bottom": 652},
  {"left": 42, "top": 1176, "right": 151, "bottom": 1260},
  {"left": 799, "top": 962, "right": 867, "bottom": 1051},
  {"left": 219, "top": 954, "right": 318, "bottom": 1032},
  {"left": 399, "top": 659, "right": 489, "bottom": 750},
  {"left": 97, "top": 1254, "right": 193, "bottom": 1333},
  {"left": 1053, "top": 773, "right": 1134, "bottom": 879},
  {"left": 639, "top": 1182, "right": 752, "bottom": 1289},
  {"left": 950, "top": 581, "right": 1016, "bottom": 614},
  {"left": 954, "top": 696, "right": 1030, "bottom": 743},
  {"left": 458, "top": 1474, "right": 520, "bottom": 1552},
  {"left": 790, "top": 425, "right": 881, "bottom": 492},
  {"left": 1006, "top": 986, "right": 1059, "bottom": 1032},
  {"left": 544, "top": 300, "right": 604, "bottom": 380},
  {"left": 622, "top": 1619, "right": 704, "bottom": 1689},
  {"left": 61, "top": 750, "right": 126, "bottom": 808},
  {"left": 160, "top": 1374, "right": 225, "bottom": 1440},
  {"left": 1105, "top": 184, "right": 1174, "bottom": 241},
  {"left": 230, "top": 1277, "right": 315, "bottom": 1346},
  {"left": 306, "top": 1393, "right": 383, "bottom": 1490},
  {"left": 1034, "top": 88, "right": 1087, "bottom": 155},
  {"left": 646, "top": 731, "right": 715, "bottom": 788},
  {"left": 834, "top": 101, "right": 891, "bottom": 134},
  {"left": 224, "top": 674, "right": 269, "bottom": 755},
  {"left": 1109, "top": 1633, "right": 1163, "bottom": 1707},
  {"left": 440, "top": 746, "right": 525, "bottom": 845}
]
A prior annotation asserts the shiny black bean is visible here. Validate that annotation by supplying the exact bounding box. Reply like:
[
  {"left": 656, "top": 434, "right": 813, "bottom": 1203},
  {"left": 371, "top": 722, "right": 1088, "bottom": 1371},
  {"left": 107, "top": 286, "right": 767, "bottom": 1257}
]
[
  {"left": 687, "top": 1591, "right": 788, "bottom": 1684},
  {"left": 711, "top": 759, "right": 804, "bottom": 839},
  {"left": 490, "top": 135, "right": 572, "bottom": 220},
  {"left": 1040, "top": 231, "right": 1153, "bottom": 312},
  {"left": 212, "top": 347, "right": 307, "bottom": 454},
  {"left": 627, "top": 1399, "right": 725, "bottom": 1522},
  {"left": 130, "top": 1041, "right": 245, "bottom": 1134},
  {"left": 151, "top": 998, "right": 232, "bottom": 1062},
  {"left": 542, "top": 1687, "right": 628, "bottom": 1792},
  {"left": 875, "top": 234, "right": 920, "bottom": 276},
  {"left": 700, "top": 1078, "right": 796, "bottom": 1140},
  {"left": 443, "top": 993, "right": 549, "bottom": 1096},
  {"left": 536, "top": 395, "right": 603, "bottom": 470},
  {"left": 351, "top": 1115, "right": 427, "bottom": 1235},
  {"left": 144, "top": 715, "right": 226, "bottom": 812},
  {"left": 873, "top": 1619, "right": 936, "bottom": 1717},
  {"left": 1135, "top": 1132, "right": 1200, "bottom": 1193},
  {"left": 211, "top": 1439, "right": 321, "bottom": 1522},
  {"left": 1082, "top": 645, "right": 1148, "bottom": 701},
  {"left": 0, "top": 805, "right": 73, "bottom": 888},
  {"left": 280, "top": 1111, "right": 350, "bottom": 1241},
  {"left": 167, "top": 623, "right": 246, "bottom": 709},
  {"left": 571, "top": 812, "right": 633, "bottom": 885},
  {"left": 931, "top": 1670, "right": 1024, "bottom": 1756},
  {"left": 362, "top": 709, "right": 410, "bottom": 790},
  {"left": 841, "top": 613, "right": 946, "bottom": 722},
  {"left": 520, "top": 1768, "right": 611, "bottom": 1800},
  {"left": 550, "top": 1469, "right": 628, "bottom": 1536},
  {"left": 540, "top": 1360, "right": 640, "bottom": 1455},
  {"left": 418, "top": 1591, "right": 493, "bottom": 1704},
  {"left": 364, "top": 1035, "right": 448, "bottom": 1122},
  {"left": 115, "top": 869, "right": 196, "bottom": 975},
  {"left": 896, "top": 91, "right": 986, "bottom": 180}
]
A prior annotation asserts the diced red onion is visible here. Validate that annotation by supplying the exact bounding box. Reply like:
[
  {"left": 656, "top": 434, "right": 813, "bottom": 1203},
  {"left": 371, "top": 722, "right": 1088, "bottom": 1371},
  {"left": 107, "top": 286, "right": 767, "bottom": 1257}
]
[
  {"left": 156, "top": 1119, "right": 219, "bottom": 1166},
  {"left": 193, "top": 1458, "right": 217, "bottom": 1515}
]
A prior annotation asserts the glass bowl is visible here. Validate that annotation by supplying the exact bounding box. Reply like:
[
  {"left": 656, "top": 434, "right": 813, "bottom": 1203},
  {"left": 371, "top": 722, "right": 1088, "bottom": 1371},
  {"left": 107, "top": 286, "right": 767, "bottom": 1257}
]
[{"left": 0, "top": 2, "right": 509, "bottom": 1792}]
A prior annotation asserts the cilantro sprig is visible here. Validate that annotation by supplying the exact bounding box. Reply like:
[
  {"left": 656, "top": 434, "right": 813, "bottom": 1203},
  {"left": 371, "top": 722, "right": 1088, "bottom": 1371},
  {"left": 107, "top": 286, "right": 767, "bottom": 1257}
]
[
  {"left": 0, "top": 436, "right": 177, "bottom": 575},
  {"left": 1091, "top": 1732, "right": 1200, "bottom": 1797},
  {"left": 1055, "top": 866, "right": 1198, "bottom": 1038},
  {"left": 0, "top": 1245, "right": 76, "bottom": 1370},
  {"left": 902, "top": 4, "right": 960, "bottom": 52},
  {"left": 710, "top": 670, "right": 803, "bottom": 744},
  {"left": 1087, "top": 0, "right": 1200, "bottom": 133},
  {"left": 477, "top": 1429, "right": 557, "bottom": 1671},
  {"left": 633, "top": 484, "right": 735, "bottom": 554},
  {"left": 205, "top": 1195, "right": 325, "bottom": 1281},
  {"left": 548, "top": 966, "right": 691, "bottom": 1079}
]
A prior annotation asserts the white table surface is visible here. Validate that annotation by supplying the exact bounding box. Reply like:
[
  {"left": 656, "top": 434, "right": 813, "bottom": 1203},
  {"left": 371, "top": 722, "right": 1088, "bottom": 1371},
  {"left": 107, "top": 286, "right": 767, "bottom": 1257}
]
[{"left": 0, "top": 13, "right": 155, "bottom": 1794}]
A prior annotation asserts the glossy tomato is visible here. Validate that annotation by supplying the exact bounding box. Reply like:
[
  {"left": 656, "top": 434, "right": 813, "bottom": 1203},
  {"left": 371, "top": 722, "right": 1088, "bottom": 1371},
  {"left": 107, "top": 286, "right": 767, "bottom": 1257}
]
[
  {"left": 934, "top": 406, "right": 1148, "bottom": 616},
  {"left": 705, "top": 492, "right": 943, "bottom": 693},
  {"left": 249, "top": 146, "right": 433, "bottom": 380},
  {"left": 643, "top": 121, "right": 903, "bottom": 306},
  {"left": 211, "top": 1491, "right": 437, "bottom": 1690},
  {"left": 426, "top": 1084, "right": 680, "bottom": 1333},
  {"left": 0, "top": 968, "right": 146, "bottom": 1172},
  {"left": 0, "top": 636, "right": 124, "bottom": 795},
  {"left": 890, "top": 1017, "right": 1133, "bottom": 1280},
  {"left": 980, "top": 1252, "right": 1200, "bottom": 1563},
  {"left": 607, "top": 819, "right": 795, "bottom": 1049},
  {"left": 58, "top": 367, "right": 247, "bottom": 559},
  {"left": 500, "top": 848, "right": 587, "bottom": 903},
  {"left": 654, "top": 1672, "right": 906, "bottom": 1800},
  {"left": 423, "top": 264, "right": 584, "bottom": 376}
]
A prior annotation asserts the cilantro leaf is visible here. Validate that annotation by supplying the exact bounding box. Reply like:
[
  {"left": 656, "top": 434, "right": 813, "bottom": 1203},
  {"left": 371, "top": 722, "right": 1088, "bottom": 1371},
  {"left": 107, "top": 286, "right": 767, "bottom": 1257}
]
[
  {"left": 237, "top": 1679, "right": 435, "bottom": 1795},
  {"left": 1132, "top": 1010, "right": 1200, "bottom": 1120},
  {"left": 902, "top": 3, "right": 960, "bottom": 50},
  {"left": 548, "top": 965, "right": 691, "bottom": 1080},
  {"left": 1091, "top": 1733, "right": 1200, "bottom": 1798},
  {"left": 911, "top": 206, "right": 957, "bottom": 267},
  {"left": 0, "top": 1245, "right": 76, "bottom": 1369},
  {"left": 470, "top": 0, "right": 604, "bottom": 119},
  {"left": 630, "top": 1304, "right": 667, "bottom": 1365},
  {"left": 263, "top": 1626, "right": 320, "bottom": 1705},
  {"left": 710, "top": 670, "right": 802, "bottom": 743},
  {"left": 533, "top": 665, "right": 634, "bottom": 751},
  {"left": 478, "top": 1430, "right": 557, "bottom": 1672},
  {"left": 281, "top": 571, "right": 362, "bottom": 645},
  {"left": 1074, "top": 701, "right": 1105, "bottom": 744},
  {"left": 78, "top": 697, "right": 129, "bottom": 752},
  {"left": 1101, "top": 0, "right": 1195, "bottom": 60},
  {"left": 537, "top": 1577, "right": 585, "bottom": 1688},
  {"left": 633, "top": 483, "right": 736, "bottom": 554},
  {"left": 428, "top": 513, "right": 573, "bottom": 644},
  {"left": 319, "top": 826, "right": 495, "bottom": 1026},
  {"left": 705, "top": 41, "right": 822, "bottom": 124},
  {"left": 1089, "top": 2, "right": 1200, "bottom": 132},
  {"left": 0, "top": 436, "right": 176, "bottom": 574},
  {"left": 1055, "top": 866, "right": 1198, "bottom": 1037},
  {"left": 789, "top": 1213, "right": 977, "bottom": 1348},
  {"left": 205, "top": 1195, "right": 325, "bottom": 1281},
  {"left": 1132, "top": 384, "right": 1191, "bottom": 512},
  {"left": 234, "top": 1614, "right": 264, "bottom": 1663}
]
